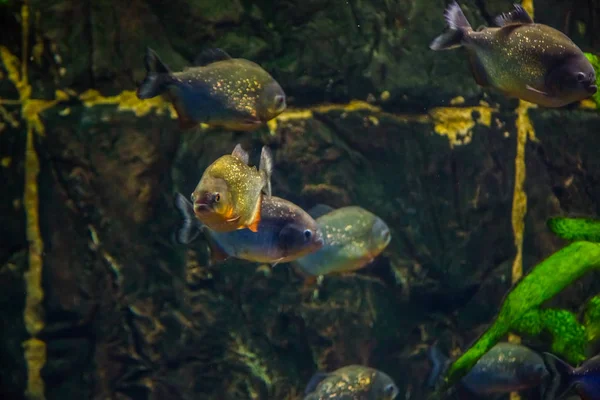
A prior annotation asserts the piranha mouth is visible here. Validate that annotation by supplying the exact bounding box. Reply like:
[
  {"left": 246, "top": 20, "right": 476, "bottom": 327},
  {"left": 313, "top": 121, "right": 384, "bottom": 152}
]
[
  {"left": 193, "top": 202, "right": 210, "bottom": 213},
  {"left": 587, "top": 84, "right": 598, "bottom": 94}
]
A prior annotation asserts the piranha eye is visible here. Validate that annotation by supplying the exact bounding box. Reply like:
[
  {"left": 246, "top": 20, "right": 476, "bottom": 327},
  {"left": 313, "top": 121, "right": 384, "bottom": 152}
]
[
  {"left": 214, "top": 193, "right": 221, "bottom": 203},
  {"left": 274, "top": 95, "right": 285, "bottom": 108},
  {"left": 384, "top": 384, "right": 397, "bottom": 396},
  {"left": 304, "top": 229, "right": 312, "bottom": 240},
  {"left": 190, "top": 192, "right": 196, "bottom": 202},
  {"left": 577, "top": 72, "right": 586, "bottom": 82}
]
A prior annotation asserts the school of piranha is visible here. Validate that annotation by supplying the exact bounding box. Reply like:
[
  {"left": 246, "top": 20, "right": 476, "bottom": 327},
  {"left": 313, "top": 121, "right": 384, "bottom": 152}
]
[{"left": 134, "top": 2, "right": 600, "bottom": 399}]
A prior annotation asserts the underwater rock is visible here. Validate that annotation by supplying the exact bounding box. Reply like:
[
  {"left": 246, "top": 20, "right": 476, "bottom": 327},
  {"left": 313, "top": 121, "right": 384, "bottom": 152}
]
[{"left": 2, "top": 0, "right": 600, "bottom": 399}]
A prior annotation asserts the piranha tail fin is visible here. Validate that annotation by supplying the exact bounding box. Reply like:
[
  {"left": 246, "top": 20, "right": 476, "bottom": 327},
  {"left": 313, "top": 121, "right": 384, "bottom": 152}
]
[
  {"left": 173, "top": 192, "right": 202, "bottom": 245},
  {"left": 542, "top": 352, "right": 576, "bottom": 400},
  {"left": 429, "top": 1, "right": 472, "bottom": 51},
  {"left": 427, "top": 343, "right": 451, "bottom": 389},
  {"left": 259, "top": 146, "right": 273, "bottom": 197},
  {"left": 137, "top": 47, "right": 174, "bottom": 99}
]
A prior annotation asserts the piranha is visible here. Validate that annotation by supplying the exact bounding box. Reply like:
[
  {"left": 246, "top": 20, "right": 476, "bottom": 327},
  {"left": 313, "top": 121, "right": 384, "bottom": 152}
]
[
  {"left": 303, "top": 365, "right": 399, "bottom": 400},
  {"left": 137, "top": 47, "right": 286, "bottom": 130},
  {"left": 192, "top": 144, "right": 272, "bottom": 233},
  {"left": 430, "top": 2, "right": 597, "bottom": 107},
  {"left": 428, "top": 342, "right": 549, "bottom": 395},
  {"left": 543, "top": 352, "right": 600, "bottom": 400},
  {"left": 292, "top": 205, "right": 391, "bottom": 277},
  {"left": 174, "top": 192, "right": 324, "bottom": 265}
]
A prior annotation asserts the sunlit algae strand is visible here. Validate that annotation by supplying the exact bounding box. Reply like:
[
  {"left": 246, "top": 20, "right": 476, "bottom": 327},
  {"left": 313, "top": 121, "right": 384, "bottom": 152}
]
[
  {"left": 584, "top": 296, "right": 600, "bottom": 347},
  {"left": 548, "top": 216, "right": 600, "bottom": 242},
  {"left": 512, "top": 309, "right": 586, "bottom": 364},
  {"left": 432, "top": 241, "right": 600, "bottom": 398}
]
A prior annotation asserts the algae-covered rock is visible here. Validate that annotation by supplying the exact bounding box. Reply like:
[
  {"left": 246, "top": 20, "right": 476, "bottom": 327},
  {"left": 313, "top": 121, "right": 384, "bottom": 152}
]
[{"left": 2, "top": 0, "right": 600, "bottom": 399}]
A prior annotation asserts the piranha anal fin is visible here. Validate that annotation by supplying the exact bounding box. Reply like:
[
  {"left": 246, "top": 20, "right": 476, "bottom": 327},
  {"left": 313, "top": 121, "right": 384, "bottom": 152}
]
[
  {"left": 171, "top": 96, "right": 198, "bottom": 130},
  {"left": 467, "top": 52, "right": 492, "bottom": 87},
  {"left": 231, "top": 143, "right": 250, "bottom": 164},
  {"left": 205, "top": 236, "right": 230, "bottom": 265},
  {"left": 304, "top": 372, "right": 330, "bottom": 395},
  {"left": 194, "top": 48, "right": 233, "bottom": 67},
  {"left": 259, "top": 146, "right": 273, "bottom": 197},
  {"left": 494, "top": 4, "right": 534, "bottom": 27}
]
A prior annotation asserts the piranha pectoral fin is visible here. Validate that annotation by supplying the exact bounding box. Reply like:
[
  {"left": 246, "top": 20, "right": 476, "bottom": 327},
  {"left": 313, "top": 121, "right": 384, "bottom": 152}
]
[
  {"left": 271, "top": 257, "right": 285, "bottom": 268},
  {"left": 526, "top": 85, "right": 551, "bottom": 96},
  {"left": 226, "top": 215, "right": 241, "bottom": 223}
]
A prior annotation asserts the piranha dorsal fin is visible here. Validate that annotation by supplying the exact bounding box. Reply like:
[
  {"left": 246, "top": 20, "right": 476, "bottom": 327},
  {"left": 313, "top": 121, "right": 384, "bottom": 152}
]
[
  {"left": 231, "top": 144, "right": 250, "bottom": 164},
  {"left": 304, "top": 372, "right": 330, "bottom": 395},
  {"left": 307, "top": 204, "right": 335, "bottom": 219},
  {"left": 259, "top": 146, "right": 273, "bottom": 197},
  {"left": 494, "top": 4, "right": 534, "bottom": 27},
  {"left": 194, "top": 48, "right": 233, "bottom": 67}
]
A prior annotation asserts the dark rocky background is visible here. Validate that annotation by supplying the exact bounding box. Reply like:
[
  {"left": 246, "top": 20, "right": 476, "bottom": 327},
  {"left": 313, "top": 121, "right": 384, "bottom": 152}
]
[{"left": 2, "top": 0, "right": 600, "bottom": 399}]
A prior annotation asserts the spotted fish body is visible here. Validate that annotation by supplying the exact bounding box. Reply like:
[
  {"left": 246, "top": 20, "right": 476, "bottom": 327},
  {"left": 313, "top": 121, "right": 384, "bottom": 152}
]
[
  {"left": 303, "top": 365, "right": 399, "bottom": 400},
  {"left": 461, "top": 343, "right": 549, "bottom": 394},
  {"left": 174, "top": 192, "right": 324, "bottom": 265},
  {"left": 293, "top": 206, "right": 391, "bottom": 277},
  {"left": 192, "top": 144, "right": 272, "bottom": 233},
  {"left": 430, "top": 2, "right": 597, "bottom": 107},
  {"left": 137, "top": 48, "right": 286, "bottom": 130},
  {"left": 428, "top": 342, "right": 549, "bottom": 395}
]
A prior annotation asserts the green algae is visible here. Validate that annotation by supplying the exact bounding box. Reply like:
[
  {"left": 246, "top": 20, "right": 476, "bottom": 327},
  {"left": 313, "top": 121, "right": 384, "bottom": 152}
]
[
  {"left": 548, "top": 216, "right": 600, "bottom": 242},
  {"left": 434, "top": 241, "right": 600, "bottom": 397},
  {"left": 584, "top": 295, "right": 600, "bottom": 346},
  {"left": 512, "top": 309, "right": 586, "bottom": 364},
  {"left": 584, "top": 53, "right": 600, "bottom": 108}
]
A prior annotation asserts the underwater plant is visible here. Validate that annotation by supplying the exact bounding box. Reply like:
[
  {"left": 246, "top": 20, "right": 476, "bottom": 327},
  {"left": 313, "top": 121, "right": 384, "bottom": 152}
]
[
  {"left": 512, "top": 308, "right": 587, "bottom": 364},
  {"left": 432, "top": 240, "right": 600, "bottom": 398},
  {"left": 548, "top": 216, "right": 600, "bottom": 242}
]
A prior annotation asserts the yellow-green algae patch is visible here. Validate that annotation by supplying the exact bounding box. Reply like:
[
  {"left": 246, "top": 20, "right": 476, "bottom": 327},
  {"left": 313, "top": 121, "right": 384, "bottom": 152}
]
[
  {"left": 429, "top": 106, "right": 494, "bottom": 148},
  {"left": 434, "top": 241, "right": 600, "bottom": 397},
  {"left": 79, "top": 89, "right": 177, "bottom": 118},
  {"left": 0, "top": 3, "right": 53, "bottom": 397}
]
